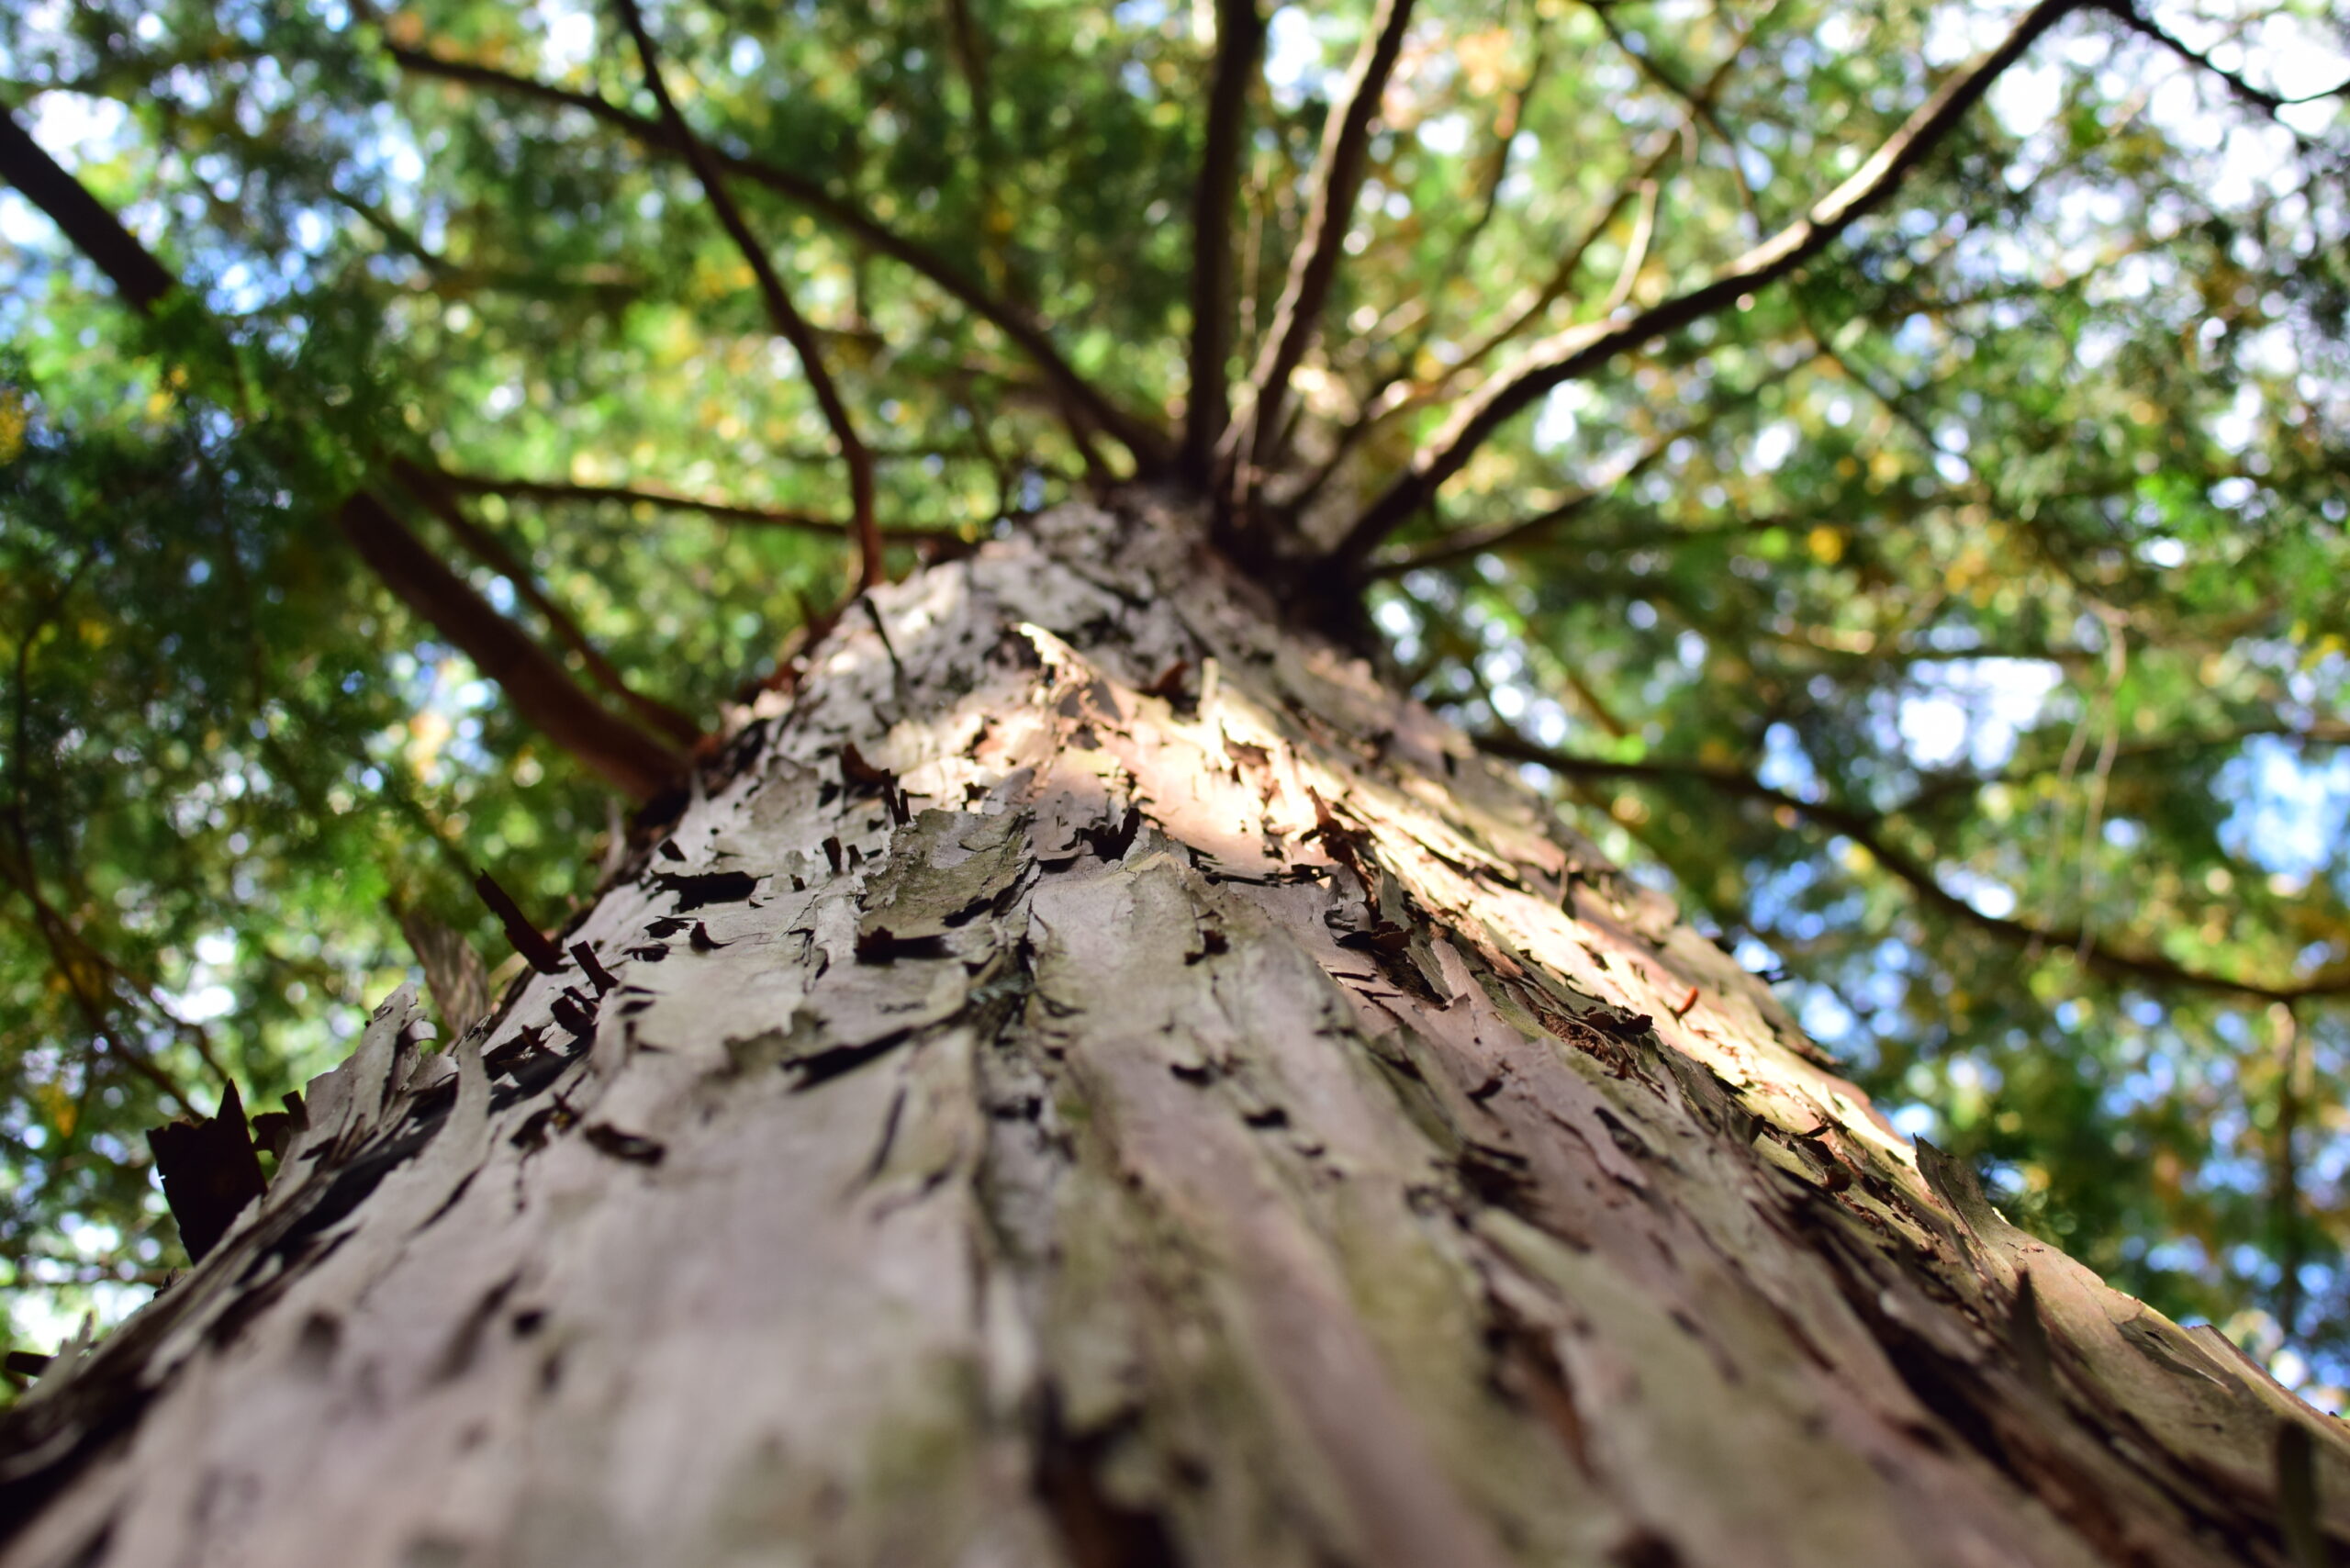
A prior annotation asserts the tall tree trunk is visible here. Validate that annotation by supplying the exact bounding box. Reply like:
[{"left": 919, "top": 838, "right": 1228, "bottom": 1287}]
[{"left": 3, "top": 498, "right": 2340, "bottom": 1568}]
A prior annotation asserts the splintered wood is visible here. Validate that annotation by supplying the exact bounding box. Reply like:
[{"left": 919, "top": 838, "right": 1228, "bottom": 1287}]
[{"left": 4, "top": 498, "right": 2340, "bottom": 1568}]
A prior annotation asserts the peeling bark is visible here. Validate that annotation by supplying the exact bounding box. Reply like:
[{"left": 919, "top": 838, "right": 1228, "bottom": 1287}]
[{"left": 3, "top": 498, "right": 2341, "bottom": 1568}]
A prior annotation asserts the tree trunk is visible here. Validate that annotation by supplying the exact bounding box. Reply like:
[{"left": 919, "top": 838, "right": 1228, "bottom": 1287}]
[{"left": 2, "top": 497, "right": 2339, "bottom": 1568}]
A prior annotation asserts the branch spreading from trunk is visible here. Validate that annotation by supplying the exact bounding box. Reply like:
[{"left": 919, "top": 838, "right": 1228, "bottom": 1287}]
[
  {"left": 1183, "top": 0, "right": 1267, "bottom": 483},
  {"left": 2094, "top": 0, "right": 2349, "bottom": 118},
  {"left": 382, "top": 41, "right": 1169, "bottom": 472},
  {"left": 1332, "top": 0, "right": 2081, "bottom": 572},
  {"left": 1224, "top": 0, "right": 1416, "bottom": 497},
  {"left": 0, "top": 105, "right": 684, "bottom": 801},
  {"left": 390, "top": 460, "right": 702, "bottom": 746},
  {"left": 615, "top": 0, "right": 883, "bottom": 592},
  {"left": 431, "top": 470, "right": 952, "bottom": 539},
  {"left": 335, "top": 493, "right": 685, "bottom": 799},
  {"left": 1480, "top": 730, "right": 2350, "bottom": 1003}
]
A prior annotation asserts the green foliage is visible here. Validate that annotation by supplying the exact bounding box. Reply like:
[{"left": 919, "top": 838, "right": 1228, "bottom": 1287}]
[{"left": 2, "top": 0, "right": 2347, "bottom": 1404}]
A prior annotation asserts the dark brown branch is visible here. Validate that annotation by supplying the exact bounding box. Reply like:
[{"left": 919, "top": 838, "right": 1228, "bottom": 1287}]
[
  {"left": 337, "top": 492, "right": 684, "bottom": 799},
  {"left": 0, "top": 102, "right": 683, "bottom": 801},
  {"left": 2095, "top": 0, "right": 2349, "bottom": 118},
  {"left": 1370, "top": 352, "right": 1807, "bottom": 573},
  {"left": 1225, "top": 0, "right": 1416, "bottom": 495},
  {"left": 382, "top": 41, "right": 1169, "bottom": 470},
  {"left": 1183, "top": 0, "right": 1267, "bottom": 483},
  {"left": 1480, "top": 731, "right": 2350, "bottom": 1002},
  {"left": 1335, "top": 0, "right": 2081, "bottom": 570},
  {"left": 0, "top": 106, "right": 175, "bottom": 308},
  {"left": 431, "top": 470, "right": 951, "bottom": 538},
  {"left": 614, "top": 0, "right": 882, "bottom": 592},
  {"left": 390, "top": 460, "right": 702, "bottom": 746}
]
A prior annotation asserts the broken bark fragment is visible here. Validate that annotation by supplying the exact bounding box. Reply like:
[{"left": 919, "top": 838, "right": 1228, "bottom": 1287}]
[
  {"left": 652, "top": 869, "right": 761, "bottom": 910},
  {"left": 145, "top": 1081, "right": 267, "bottom": 1263}
]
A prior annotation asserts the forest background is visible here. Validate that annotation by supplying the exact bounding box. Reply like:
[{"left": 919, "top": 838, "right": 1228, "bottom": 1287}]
[{"left": 2, "top": 0, "right": 2347, "bottom": 1408}]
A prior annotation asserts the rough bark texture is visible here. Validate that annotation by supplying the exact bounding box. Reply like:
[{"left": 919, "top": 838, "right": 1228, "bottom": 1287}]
[{"left": 3, "top": 498, "right": 2342, "bottom": 1568}]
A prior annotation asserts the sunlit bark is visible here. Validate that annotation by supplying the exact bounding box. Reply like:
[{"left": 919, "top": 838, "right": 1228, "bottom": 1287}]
[{"left": 3, "top": 499, "right": 2338, "bottom": 1568}]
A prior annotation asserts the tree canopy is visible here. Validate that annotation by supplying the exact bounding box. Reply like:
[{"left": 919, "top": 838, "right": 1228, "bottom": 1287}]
[{"left": 2, "top": 0, "right": 2347, "bottom": 1405}]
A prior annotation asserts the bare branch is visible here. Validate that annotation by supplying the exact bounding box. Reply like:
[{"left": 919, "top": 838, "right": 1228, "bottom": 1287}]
[
  {"left": 391, "top": 460, "right": 702, "bottom": 746},
  {"left": 1225, "top": 0, "right": 1416, "bottom": 495},
  {"left": 0, "top": 106, "right": 175, "bottom": 308},
  {"left": 1335, "top": 0, "right": 2082, "bottom": 571},
  {"left": 1184, "top": 0, "right": 1267, "bottom": 482},
  {"left": 614, "top": 0, "right": 882, "bottom": 592},
  {"left": 2095, "top": 0, "right": 2349, "bottom": 118},
  {"left": 338, "top": 492, "right": 685, "bottom": 799},
  {"left": 1481, "top": 730, "right": 2350, "bottom": 1002},
  {"left": 431, "top": 470, "right": 952, "bottom": 538},
  {"left": 383, "top": 40, "right": 1169, "bottom": 469},
  {"left": 1484, "top": 728, "right": 2350, "bottom": 1001}
]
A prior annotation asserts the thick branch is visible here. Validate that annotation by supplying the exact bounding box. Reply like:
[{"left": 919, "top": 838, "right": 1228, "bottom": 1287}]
[
  {"left": 0, "top": 107, "right": 174, "bottom": 308},
  {"left": 1226, "top": 0, "right": 1416, "bottom": 489},
  {"left": 391, "top": 461, "right": 702, "bottom": 746},
  {"left": 1335, "top": 0, "right": 2080, "bottom": 570},
  {"left": 0, "top": 105, "right": 683, "bottom": 801},
  {"left": 337, "top": 493, "right": 683, "bottom": 799},
  {"left": 615, "top": 0, "right": 882, "bottom": 591},
  {"left": 1481, "top": 731, "right": 2350, "bottom": 1002},
  {"left": 1183, "top": 0, "right": 1267, "bottom": 482},
  {"left": 383, "top": 41, "right": 1169, "bottom": 469}
]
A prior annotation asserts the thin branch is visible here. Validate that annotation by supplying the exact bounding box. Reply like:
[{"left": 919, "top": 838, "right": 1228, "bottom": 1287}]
[
  {"left": 431, "top": 470, "right": 951, "bottom": 537},
  {"left": 1301, "top": 6, "right": 1770, "bottom": 496},
  {"left": 391, "top": 460, "right": 702, "bottom": 746},
  {"left": 1370, "top": 348, "right": 1802, "bottom": 573},
  {"left": 1480, "top": 730, "right": 2350, "bottom": 1002},
  {"left": 1589, "top": 2, "right": 1762, "bottom": 237},
  {"left": 382, "top": 40, "right": 1169, "bottom": 470},
  {"left": 1225, "top": 0, "right": 1416, "bottom": 495},
  {"left": 1900, "top": 719, "right": 2350, "bottom": 812},
  {"left": 614, "top": 0, "right": 882, "bottom": 592},
  {"left": 1335, "top": 0, "right": 2082, "bottom": 570},
  {"left": 1184, "top": 0, "right": 1268, "bottom": 482},
  {"left": 2095, "top": 0, "right": 2350, "bottom": 118}
]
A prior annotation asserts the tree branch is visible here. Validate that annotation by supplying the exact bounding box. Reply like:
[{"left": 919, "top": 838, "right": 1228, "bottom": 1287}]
[
  {"left": 336, "top": 492, "right": 684, "bottom": 799},
  {"left": 1369, "top": 350, "right": 1807, "bottom": 573},
  {"left": 2095, "top": 0, "right": 2349, "bottom": 118},
  {"left": 0, "top": 106, "right": 175, "bottom": 308},
  {"left": 382, "top": 40, "right": 1169, "bottom": 470},
  {"left": 1480, "top": 730, "right": 2350, "bottom": 1002},
  {"left": 1183, "top": 0, "right": 1267, "bottom": 482},
  {"left": 0, "top": 103, "right": 684, "bottom": 801},
  {"left": 1334, "top": 0, "right": 2081, "bottom": 571},
  {"left": 430, "top": 470, "right": 950, "bottom": 538},
  {"left": 614, "top": 0, "right": 882, "bottom": 592},
  {"left": 1225, "top": 0, "right": 1416, "bottom": 496},
  {"left": 391, "top": 460, "right": 702, "bottom": 746}
]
